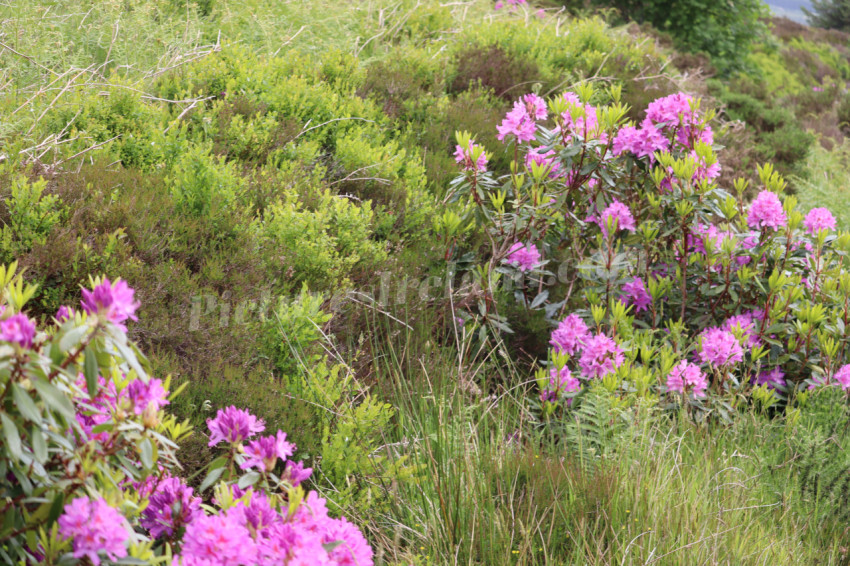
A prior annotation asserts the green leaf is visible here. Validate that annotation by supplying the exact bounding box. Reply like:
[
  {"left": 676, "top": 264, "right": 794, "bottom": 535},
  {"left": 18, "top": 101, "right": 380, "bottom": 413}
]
[
  {"left": 11, "top": 384, "right": 40, "bottom": 422},
  {"left": 58, "top": 325, "right": 88, "bottom": 353},
  {"left": 1, "top": 413, "right": 22, "bottom": 461},
  {"left": 237, "top": 472, "right": 261, "bottom": 489},
  {"left": 32, "top": 380, "right": 75, "bottom": 422},
  {"left": 84, "top": 346, "right": 99, "bottom": 398},
  {"left": 31, "top": 426, "right": 47, "bottom": 463},
  {"left": 46, "top": 492, "right": 65, "bottom": 526},
  {"left": 139, "top": 438, "right": 154, "bottom": 469},
  {"left": 199, "top": 467, "right": 225, "bottom": 493}
]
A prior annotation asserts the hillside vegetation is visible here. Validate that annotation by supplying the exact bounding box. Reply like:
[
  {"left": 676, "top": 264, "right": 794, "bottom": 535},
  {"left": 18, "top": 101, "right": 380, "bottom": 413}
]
[{"left": 2, "top": 1, "right": 850, "bottom": 564}]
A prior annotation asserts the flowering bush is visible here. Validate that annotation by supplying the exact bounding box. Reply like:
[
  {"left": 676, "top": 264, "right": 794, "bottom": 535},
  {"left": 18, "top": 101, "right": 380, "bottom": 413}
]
[
  {"left": 0, "top": 263, "right": 373, "bottom": 564},
  {"left": 450, "top": 85, "right": 850, "bottom": 419}
]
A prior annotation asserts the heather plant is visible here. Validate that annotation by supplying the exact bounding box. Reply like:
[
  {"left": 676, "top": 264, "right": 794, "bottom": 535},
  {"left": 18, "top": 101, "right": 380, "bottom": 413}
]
[
  {"left": 0, "top": 264, "right": 374, "bottom": 564},
  {"left": 450, "top": 85, "right": 850, "bottom": 420}
]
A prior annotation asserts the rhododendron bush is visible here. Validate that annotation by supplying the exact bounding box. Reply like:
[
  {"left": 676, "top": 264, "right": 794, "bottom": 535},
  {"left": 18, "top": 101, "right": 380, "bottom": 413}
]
[
  {"left": 450, "top": 85, "right": 850, "bottom": 419},
  {"left": 0, "top": 264, "right": 373, "bottom": 564}
]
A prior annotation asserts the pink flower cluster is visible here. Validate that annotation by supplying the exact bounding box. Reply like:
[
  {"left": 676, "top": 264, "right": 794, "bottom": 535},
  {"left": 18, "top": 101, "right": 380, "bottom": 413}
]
[
  {"left": 58, "top": 497, "right": 129, "bottom": 565},
  {"left": 540, "top": 365, "right": 581, "bottom": 403},
  {"left": 666, "top": 361, "right": 709, "bottom": 398},
  {"left": 494, "top": 0, "right": 527, "bottom": 9},
  {"left": 579, "top": 334, "right": 624, "bottom": 380},
  {"left": 207, "top": 406, "right": 266, "bottom": 446},
  {"left": 747, "top": 191, "right": 787, "bottom": 232},
  {"left": 74, "top": 375, "right": 169, "bottom": 441},
  {"left": 559, "top": 92, "right": 604, "bottom": 141},
  {"left": 81, "top": 278, "right": 140, "bottom": 331},
  {"left": 497, "top": 96, "right": 541, "bottom": 142},
  {"left": 620, "top": 277, "right": 651, "bottom": 312},
  {"left": 549, "top": 314, "right": 589, "bottom": 355},
  {"left": 754, "top": 368, "right": 786, "bottom": 390},
  {"left": 506, "top": 241, "right": 541, "bottom": 271},
  {"left": 598, "top": 200, "right": 636, "bottom": 236},
  {"left": 803, "top": 207, "right": 836, "bottom": 235},
  {"left": 0, "top": 312, "right": 35, "bottom": 348},
  {"left": 698, "top": 328, "right": 744, "bottom": 368},
  {"left": 454, "top": 140, "right": 488, "bottom": 172}
]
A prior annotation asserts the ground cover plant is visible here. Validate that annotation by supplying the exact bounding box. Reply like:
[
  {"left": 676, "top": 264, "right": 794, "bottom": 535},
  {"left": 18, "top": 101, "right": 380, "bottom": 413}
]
[{"left": 1, "top": 0, "right": 850, "bottom": 564}]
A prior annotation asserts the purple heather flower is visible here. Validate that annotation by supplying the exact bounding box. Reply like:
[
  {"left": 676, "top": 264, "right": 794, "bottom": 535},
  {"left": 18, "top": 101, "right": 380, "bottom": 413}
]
[
  {"left": 207, "top": 406, "right": 265, "bottom": 447},
  {"left": 241, "top": 430, "right": 296, "bottom": 472},
  {"left": 620, "top": 277, "right": 651, "bottom": 312},
  {"left": 549, "top": 314, "right": 590, "bottom": 355},
  {"left": 747, "top": 191, "right": 786, "bottom": 232},
  {"left": 141, "top": 477, "right": 202, "bottom": 539},
  {"left": 0, "top": 313, "right": 35, "bottom": 349},
  {"left": 698, "top": 328, "right": 744, "bottom": 368},
  {"left": 506, "top": 241, "right": 541, "bottom": 271},
  {"left": 578, "top": 334, "right": 624, "bottom": 379},
  {"left": 58, "top": 497, "right": 129, "bottom": 565},
  {"left": 81, "top": 278, "right": 140, "bottom": 331},
  {"left": 666, "top": 360, "right": 709, "bottom": 398},
  {"left": 803, "top": 207, "right": 836, "bottom": 235}
]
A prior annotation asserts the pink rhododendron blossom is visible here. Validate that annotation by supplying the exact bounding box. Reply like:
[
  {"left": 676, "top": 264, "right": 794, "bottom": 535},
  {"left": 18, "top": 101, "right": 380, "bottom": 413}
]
[
  {"left": 141, "top": 477, "right": 201, "bottom": 539},
  {"left": 282, "top": 460, "right": 314, "bottom": 487},
  {"left": 599, "top": 200, "right": 636, "bottom": 235},
  {"left": 520, "top": 93, "right": 548, "bottom": 120},
  {"left": 666, "top": 361, "right": 708, "bottom": 398},
  {"left": 178, "top": 509, "right": 257, "bottom": 565},
  {"left": 497, "top": 104, "right": 537, "bottom": 142},
  {"left": 559, "top": 92, "right": 604, "bottom": 141},
  {"left": 579, "top": 334, "right": 624, "bottom": 379},
  {"left": 81, "top": 278, "right": 140, "bottom": 331},
  {"left": 241, "top": 430, "right": 296, "bottom": 472},
  {"left": 526, "top": 148, "right": 561, "bottom": 177},
  {"left": 506, "top": 242, "right": 541, "bottom": 271},
  {"left": 56, "top": 305, "right": 75, "bottom": 322},
  {"left": 834, "top": 364, "right": 850, "bottom": 391},
  {"left": 722, "top": 312, "right": 761, "bottom": 349},
  {"left": 803, "top": 207, "right": 836, "bottom": 235},
  {"left": 207, "top": 406, "right": 265, "bottom": 446},
  {"left": 549, "top": 314, "right": 590, "bottom": 355},
  {"left": 698, "top": 328, "right": 744, "bottom": 368},
  {"left": 454, "top": 140, "right": 488, "bottom": 172},
  {"left": 58, "top": 497, "right": 129, "bottom": 565},
  {"left": 754, "top": 368, "right": 786, "bottom": 390},
  {"left": 126, "top": 377, "right": 169, "bottom": 416},
  {"left": 620, "top": 277, "right": 651, "bottom": 312},
  {"left": 0, "top": 313, "right": 35, "bottom": 348},
  {"left": 747, "top": 191, "right": 786, "bottom": 231},
  {"left": 73, "top": 374, "right": 121, "bottom": 442},
  {"left": 613, "top": 120, "right": 670, "bottom": 159},
  {"left": 646, "top": 92, "right": 694, "bottom": 125},
  {"left": 540, "top": 365, "right": 581, "bottom": 402}
]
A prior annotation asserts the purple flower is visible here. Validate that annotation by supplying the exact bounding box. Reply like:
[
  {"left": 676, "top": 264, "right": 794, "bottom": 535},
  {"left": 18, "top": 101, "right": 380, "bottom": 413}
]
[
  {"left": 526, "top": 148, "right": 561, "bottom": 177},
  {"left": 599, "top": 200, "right": 636, "bottom": 236},
  {"left": 803, "top": 207, "right": 836, "bottom": 235},
  {"left": 698, "top": 328, "right": 744, "bottom": 368},
  {"left": 141, "top": 477, "right": 202, "bottom": 538},
  {"left": 559, "top": 92, "right": 604, "bottom": 141},
  {"left": 834, "top": 364, "right": 850, "bottom": 391},
  {"left": 722, "top": 313, "right": 761, "bottom": 349},
  {"left": 520, "top": 93, "right": 548, "bottom": 120},
  {"left": 620, "top": 277, "right": 651, "bottom": 312},
  {"left": 578, "top": 334, "right": 624, "bottom": 379},
  {"left": 0, "top": 313, "right": 35, "bottom": 348},
  {"left": 81, "top": 278, "right": 140, "bottom": 331},
  {"left": 549, "top": 314, "right": 590, "bottom": 355},
  {"left": 126, "top": 377, "right": 169, "bottom": 416},
  {"left": 496, "top": 104, "right": 537, "bottom": 142},
  {"left": 178, "top": 509, "right": 257, "bottom": 565},
  {"left": 666, "top": 360, "right": 709, "bottom": 398},
  {"left": 241, "top": 430, "right": 296, "bottom": 472},
  {"left": 56, "top": 305, "right": 75, "bottom": 322},
  {"left": 454, "top": 140, "right": 488, "bottom": 172},
  {"left": 282, "top": 460, "right": 314, "bottom": 487},
  {"left": 613, "top": 120, "right": 670, "bottom": 159},
  {"left": 506, "top": 241, "right": 541, "bottom": 271},
  {"left": 237, "top": 492, "right": 279, "bottom": 535},
  {"left": 58, "top": 497, "right": 129, "bottom": 565},
  {"left": 646, "top": 93, "right": 695, "bottom": 126},
  {"left": 207, "top": 406, "right": 265, "bottom": 447},
  {"left": 754, "top": 368, "right": 786, "bottom": 391},
  {"left": 747, "top": 191, "right": 786, "bottom": 232},
  {"left": 540, "top": 365, "right": 581, "bottom": 403}
]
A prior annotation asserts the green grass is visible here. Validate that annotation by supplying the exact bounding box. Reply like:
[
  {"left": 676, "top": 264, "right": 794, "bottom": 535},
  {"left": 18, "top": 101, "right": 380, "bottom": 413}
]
[{"left": 793, "top": 141, "right": 850, "bottom": 230}]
